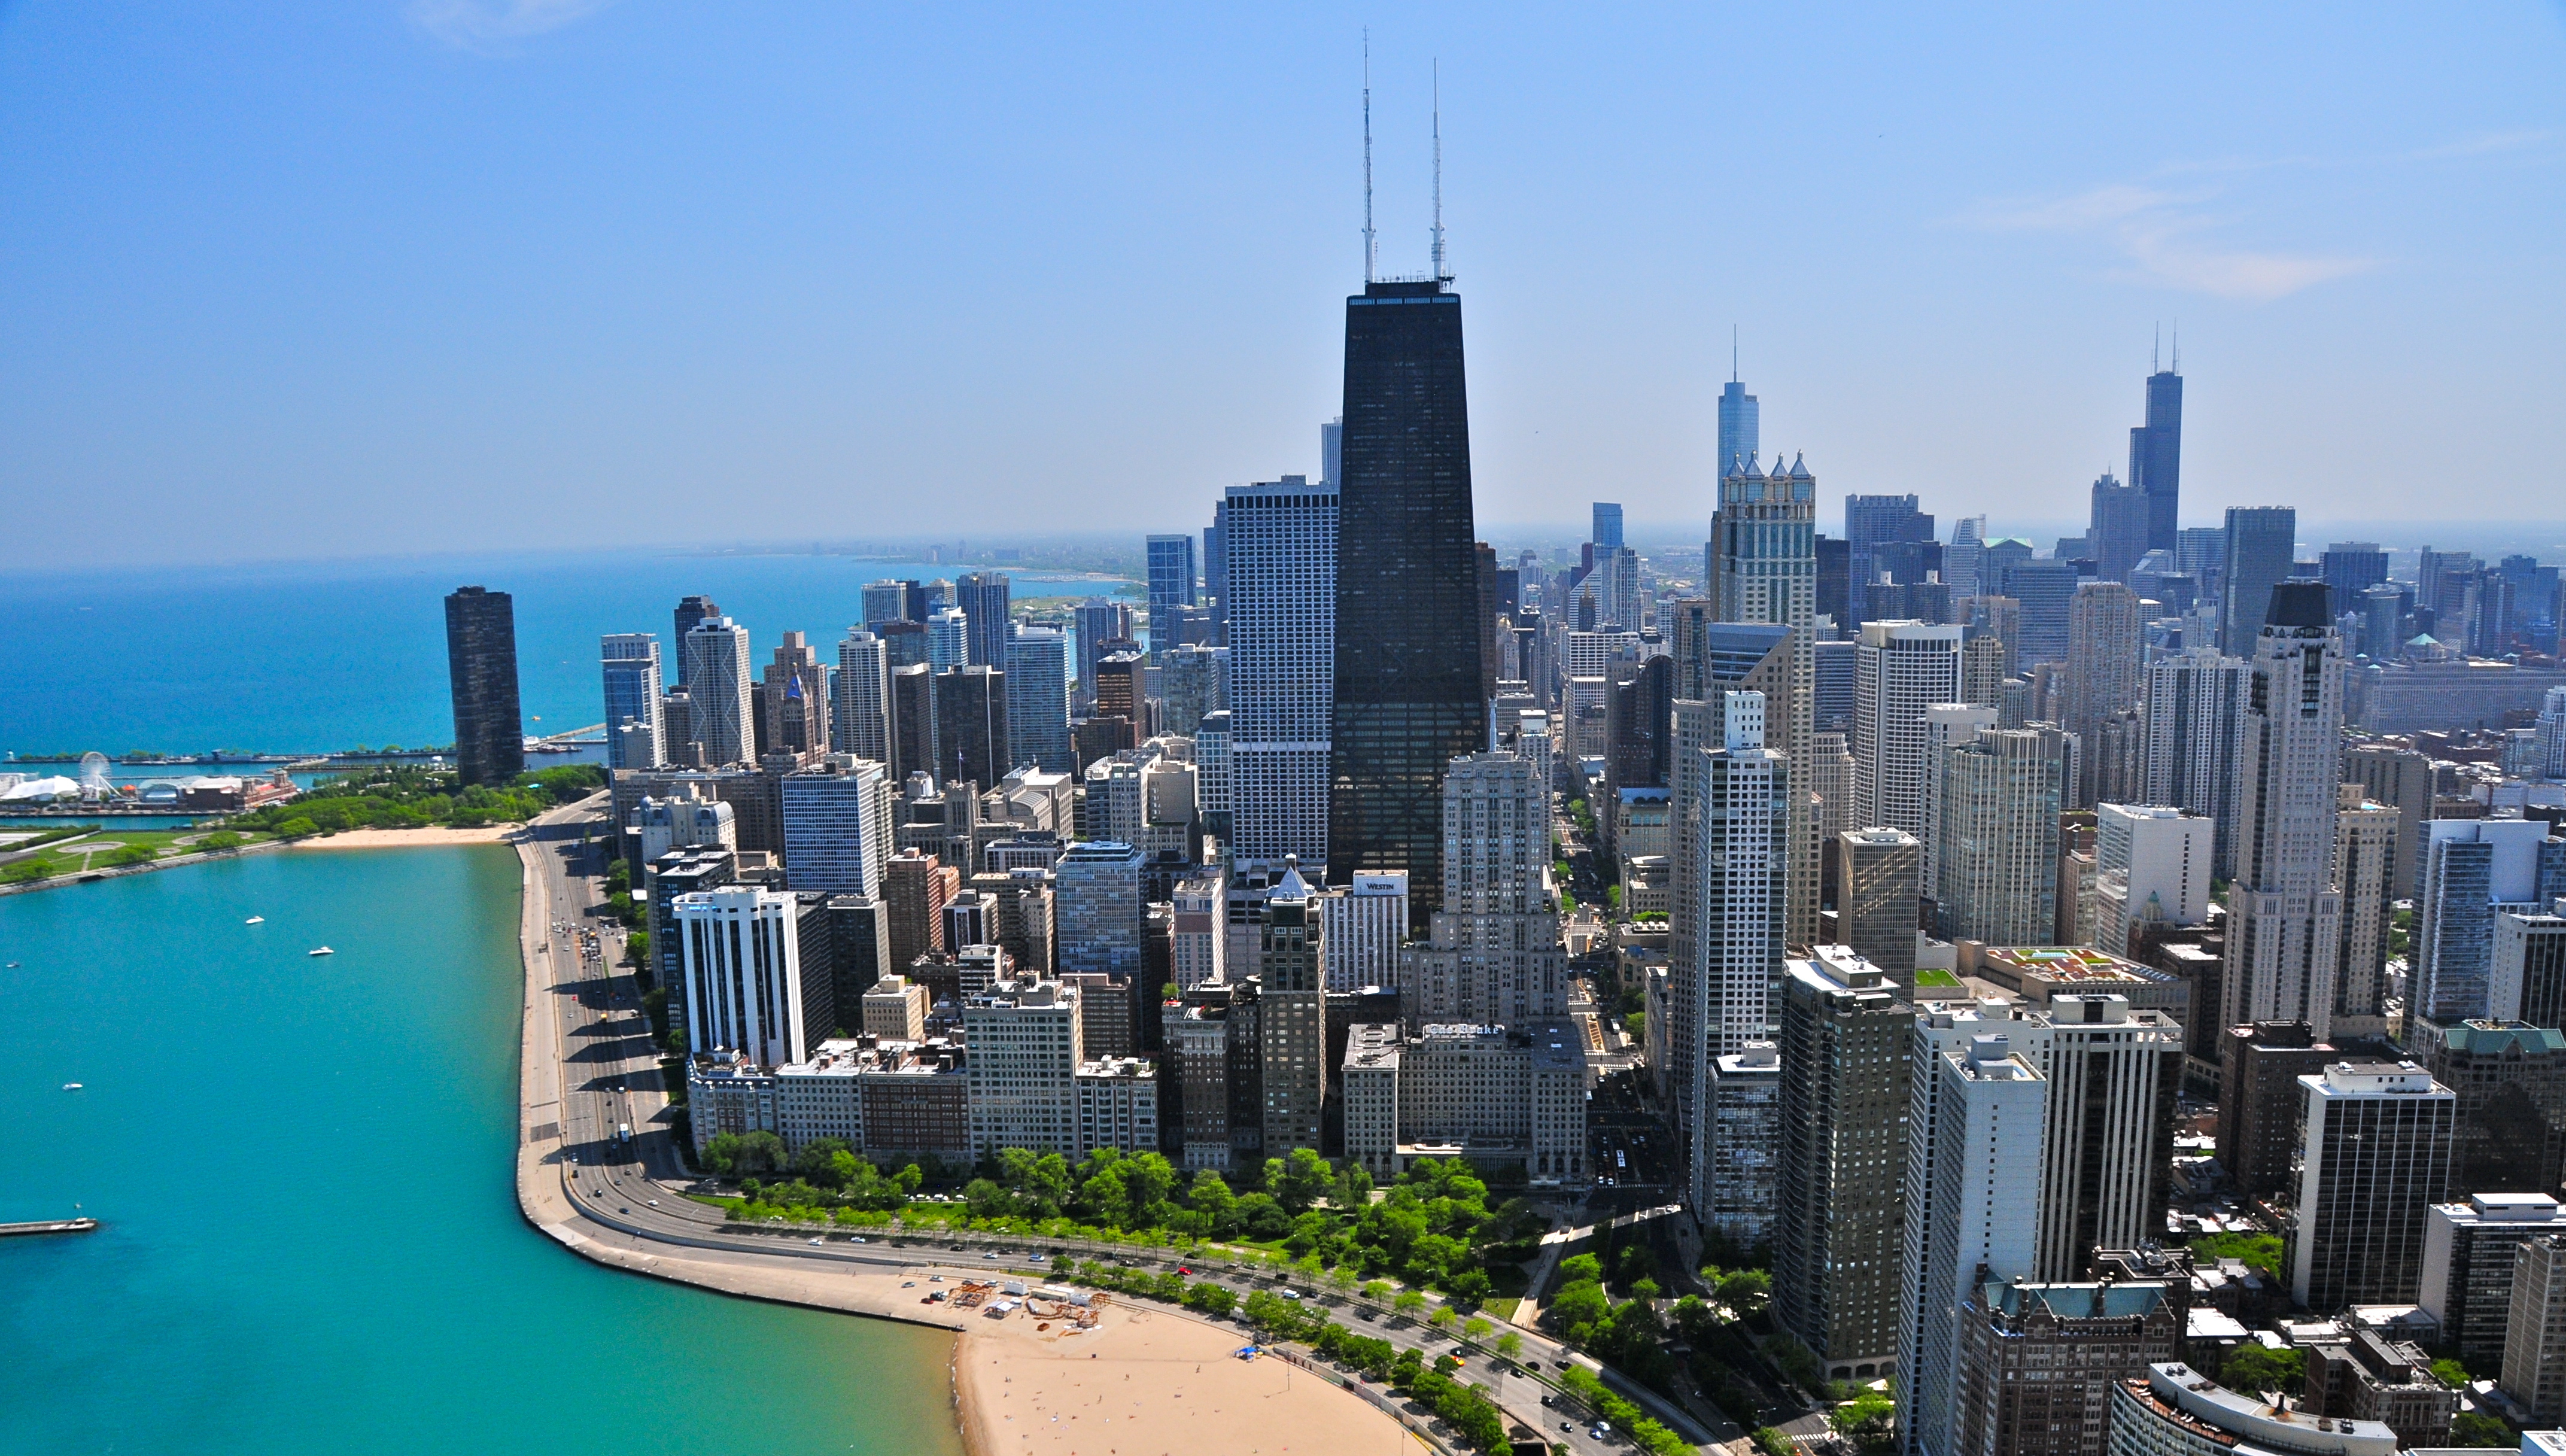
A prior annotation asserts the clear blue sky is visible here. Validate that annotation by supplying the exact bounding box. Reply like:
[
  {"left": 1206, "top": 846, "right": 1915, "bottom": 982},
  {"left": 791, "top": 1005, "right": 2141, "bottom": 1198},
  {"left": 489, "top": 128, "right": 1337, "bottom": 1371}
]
[{"left": 4, "top": 2, "right": 2561, "bottom": 566}]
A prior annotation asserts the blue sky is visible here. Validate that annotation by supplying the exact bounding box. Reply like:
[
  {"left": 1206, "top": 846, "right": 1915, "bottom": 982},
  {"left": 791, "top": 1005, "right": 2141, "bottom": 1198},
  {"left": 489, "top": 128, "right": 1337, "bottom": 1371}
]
[{"left": 3, "top": 2, "right": 2561, "bottom": 566}]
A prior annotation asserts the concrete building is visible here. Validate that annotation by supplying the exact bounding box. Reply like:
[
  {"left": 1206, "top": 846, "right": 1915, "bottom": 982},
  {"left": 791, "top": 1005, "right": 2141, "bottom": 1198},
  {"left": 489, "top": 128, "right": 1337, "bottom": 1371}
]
[
  {"left": 1170, "top": 872, "right": 1225, "bottom": 990},
  {"left": 832, "top": 629, "right": 892, "bottom": 764},
  {"left": 963, "top": 979, "right": 1084, "bottom": 1157},
  {"left": 932, "top": 664, "right": 1009, "bottom": 789},
  {"left": 1339, "top": 1019, "right": 1586, "bottom": 1181},
  {"left": 1936, "top": 729, "right": 2065, "bottom": 946},
  {"left": 2105, "top": 1363, "right": 2396, "bottom": 1456},
  {"left": 779, "top": 759, "right": 895, "bottom": 899},
  {"left": 2501, "top": 910, "right": 2566, "bottom": 1028},
  {"left": 445, "top": 585, "right": 524, "bottom": 787},
  {"left": 2343, "top": 741, "right": 2436, "bottom": 899},
  {"left": 1901, "top": 1032, "right": 2047, "bottom": 1456},
  {"left": 761, "top": 631, "right": 831, "bottom": 759},
  {"left": 2090, "top": 804, "right": 2212, "bottom": 959},
  {"left": 861, "top": 974, "right": 930, "bottom": 1042},
  {"left": 1159, "top": 642, "right": 1226, "bottom": 738},
  {"left": 636, "top": 788, "right": 736, "bottom": 864},
  {"left": 1707, "top": 451, "right": 1821, "bottom": 949},
  {"left": 2334, "top": 789, "right": 2401, "bottom": 1034},
  {"left": 2423, "top": 1020, "right": 2566, "bottom": 1197},
  {"left": 1839, "top": 828, "right": 1923, "bottom": 989},
  {"left": 883, "top": 849, "right": 958, "bottom": 974},
  {"left": 675, "top": 884, "right": 822, "bottom": 1068},
  {"left": 2223, "top": 584, "right": 2349, "bottom": 1041},
  {"left": 1919, "top": 703, "right": 2000, "bottom": 909},
  {"left": 2063, "top": 583, "right": 2145, "bottom": 808},
  {"left": 1399, "top": 752, "right": 1565, "bottom": 1026},
  {"left": 1170, "top": 996, "right": 1238, "bottom": 1170},
  {"left": 1707, "top": 1042, "right": 1783, "bottom": 1250},
  {"left": 2033, "top": 995, "right": 2182, "bottom": 1282},
  {"left": 1074, "top": 1057, "right": 1159, "bottom": 1156},
  {"left": 2288, "top": 1061, "right": 2457, "bottom": 1312},
  {"left": 1056, "top": 840, "right": 1144, "bottom": 978},
  {"left": 680, "top": 616, "right": 756, "bottom": 767},
  {"left": 1854, "top": 619, "right": 1965, "bottom": 837},
  {"left": 1686, "top": 692, "right": 1793, "bottom": 1212},
  {"left": 1223, "top": 476, "right": 1337, "bottom": 876},
  {"left": 2507, "top": 1235, "right": 2566, "bottom": 1425},
  {"left": 2142, "top": 649, "right": 2249, "bottom": 881},
  {"left": 2422, "top": 1193, "right": 2566, "bottom": 1368},
  {"left": 2218, "top": 1023, "right": 2341, "bottom": 1199},
  {"left": 2419, "top": 820, "right": 2566, "bottom": 1026},
  {"left": 1951, "top": 1278, "right": 2180, "bottom": 1456},
  {"left": 601, "top": 632, "right": 664, "bottom": 770},
  {"left": 1777, "top": 947, "right": 1914, "bottom": 1381},
  {"left": 1322, "top": 871, "right": 1408, "bottom": 992},
  {"left": 1258, "top": 859, "right": 1326, "bottom": 1156}
]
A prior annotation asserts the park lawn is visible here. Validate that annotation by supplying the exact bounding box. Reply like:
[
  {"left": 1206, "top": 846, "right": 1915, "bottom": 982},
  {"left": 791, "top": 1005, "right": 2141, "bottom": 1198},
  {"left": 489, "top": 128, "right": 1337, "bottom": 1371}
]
[
  {"left": 4, "top": 826, "right": 275, "bottom": 879},
  {"left": 1914, "top": 968, "right": 1964, "bottom": 989}
]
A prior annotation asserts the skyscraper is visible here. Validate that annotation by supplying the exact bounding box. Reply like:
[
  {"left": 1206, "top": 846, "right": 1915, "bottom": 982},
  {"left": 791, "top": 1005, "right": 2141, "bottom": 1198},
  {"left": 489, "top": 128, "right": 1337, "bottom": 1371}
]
[
  {"left": 2288, "top": 1060, "right": 2455, "bottom": 1312},
  {"left": 2142, "top": 648, "right": 2250, "bottom": 880},
  {"left": 676, "top": 884, "right": 819, "bottom": 1066},
  {"left": 2033, "top": 995, "right": 2183, "bottom": 1281},
  {"left": 1592, "top": 501, "right": 1624, "bottom": 549},
  {"left": 1004, "top": 627, "right": 1074, "bottom": 774},
  {"left": 926, "top": 607, "right": 970, "bottom": 670},
  {"left": 1776, "top": 946, "right": 1913, "bottom": 1381},
  {"left": 887, "top": 663, "right": 936, "bottom": 785},
  {"left": 2063, "top": 583, "right": 2144, "bottom": 807},
  {"left": 674, "top": 594, "right": 720, "bottom": 652},
  {"left": 682, "top": 616, "right": 755, "bottom": 767},
  {"left": 1845, "top": 494, "right": 1935, "bottom": 623},
  {"left": 956, "top": 572, "right": 1013, "bottom": 675},
  {"left": 1401, "top": 752, "right": 1567, "bottom": 1026},
  {"left": 2128, "top": 359, "right": 2183, "bottom": 555},
  {"left": 1838, "top": 828, "right": 1923, "bottom": 989},
  {"left": 2221, "top": 582, "right": 2348, "bottom": 1039},
  {"left": 2417, "top": 820, "right": 2566, "bottom": 1027},
  {"left": 933, "top": 665, "right": 1009, "bottom": 789},
  {"left": 1057, "top": 840, "right": 1144, "bottom": 978},
  {"left": 761, "top": 631, "right": 831, "bottom": 759},
  {"left": 1220, "top": 476, "right": 1338, "bottom": 870},
  {"left": 1329, "top": 276, "right": 1486, "bottom": 920},
  {"left": 1853, "top": 619, "right": 1963, "bottom": 837},
  {"left": 1688, "top": 692, "right": 1791, "bottom": 1212},
  {"left": 601, "top": 632, "right": 663, "bottom": 770},
  {"left": 2086, "top": 471, "right": 2150, "bottom": 585},
  {"left": 1717, "top": 376, "right": 1759, "bottom": 478},
  {"left": 443, "top": 586, "right": 524, "bottom": 788},
  {"left": 1935, "top": 729, "right": 2064, "bottom": 946},
  {"left": 1945, "top": 516, "right": 1989, "bottom": 602},
  {"left": 780, "top": 760, "right": 893, "bottom": 899},
  {"left": 1259, "top": 857, "right": 1327, "bottom": 1155},
  {"left": 832, "top": 629, "right": 890, "bottom": 763},
  {"left": 1146, "top": 533, "right": 1198, "bottom": 655},
  {"left": 1072, "top": 598, "right": 1130, "bottom": 693},
  {"left": 2218, "top": 507, "right": 2299, "bottom": 656},
  {"left": 1709, "top": 452, "right": 1820, "bottom": 946}
]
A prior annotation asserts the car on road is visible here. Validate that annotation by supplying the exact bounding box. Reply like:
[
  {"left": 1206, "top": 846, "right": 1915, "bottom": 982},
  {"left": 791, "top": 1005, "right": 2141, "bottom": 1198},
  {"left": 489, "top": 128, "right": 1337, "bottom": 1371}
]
[
  {"left": 646, "top": 1199, "right": 658, "bottom": 1207},
  {"left": 809, "top": 1237, "right": 824, "bottom": 1245},
  {"left": 983, "top": 1252, "right": 999, "bottom": 1260}
]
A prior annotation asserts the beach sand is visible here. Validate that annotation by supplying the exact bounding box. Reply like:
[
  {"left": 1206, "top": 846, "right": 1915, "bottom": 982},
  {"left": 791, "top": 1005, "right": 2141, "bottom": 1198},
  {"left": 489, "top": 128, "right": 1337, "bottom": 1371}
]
[
  {"left": 956, "top": 1299, "right": 1420, "bottom": 1456},
  {"left": 292, "top": 825, "right": 520, "bottom": 849}
]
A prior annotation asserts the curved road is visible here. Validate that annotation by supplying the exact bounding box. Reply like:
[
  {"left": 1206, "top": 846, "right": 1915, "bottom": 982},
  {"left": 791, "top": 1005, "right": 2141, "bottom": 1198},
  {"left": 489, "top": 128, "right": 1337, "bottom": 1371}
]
[{"left": 509, "top": 794, "right": 1736, "bottom": 1455}]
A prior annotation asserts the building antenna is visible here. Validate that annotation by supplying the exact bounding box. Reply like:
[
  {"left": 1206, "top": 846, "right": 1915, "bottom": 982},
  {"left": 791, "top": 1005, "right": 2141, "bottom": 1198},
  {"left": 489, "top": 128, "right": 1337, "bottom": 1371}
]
[
  {"left": 2171, "top": 320, "right": 2179, "bottom": 373},
  {"left": 1732, "top": 324, "right": 1739, "bottom": 384},
  {"left": 1431, "top": 59, "right": 1447, "bottom": 281},
  {"left": 2153, "top": 323, "right": 2160, "bottom": 375},
  {"left": 1362, "top": 31, "right": 1376, "bottom": 284}
]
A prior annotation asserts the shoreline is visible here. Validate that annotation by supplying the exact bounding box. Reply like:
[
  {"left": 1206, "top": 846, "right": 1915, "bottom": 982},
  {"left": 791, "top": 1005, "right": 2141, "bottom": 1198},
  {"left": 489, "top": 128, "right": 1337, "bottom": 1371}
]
[
  {"left": 290, "top": 825, "right": 521, "bottom": 849},
  {"left": 502, "top": 811, "right": 1428, "bottom": 1456}
]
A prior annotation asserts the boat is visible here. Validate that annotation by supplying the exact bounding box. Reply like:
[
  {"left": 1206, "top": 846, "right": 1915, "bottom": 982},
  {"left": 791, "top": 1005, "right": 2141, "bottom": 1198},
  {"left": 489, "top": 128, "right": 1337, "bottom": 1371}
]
[
  {"left": 308, "top": 947, "right": 334, "bottom": 957},
  {"left": 62, "top": 1083, "right": 81, "bottom": 1091},
  {"left": 245, "top": 916, "right": 264, "bottom": 925}
]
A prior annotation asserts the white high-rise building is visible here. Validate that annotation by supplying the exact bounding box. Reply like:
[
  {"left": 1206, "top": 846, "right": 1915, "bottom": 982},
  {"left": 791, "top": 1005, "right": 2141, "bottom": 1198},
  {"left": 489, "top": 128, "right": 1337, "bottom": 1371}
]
[
  {"left": 1854, "top": 619, "right": 1964, "bottom": 837},
  {"left": 1917, "top": 704, "right": 1999, "bottom": 899},
  {"left": 675, "top": 885, "right": 814, "bottom": 1067},
  {"left": 2090, "top": 803, "right": 2214, "bottom": 956},
  {"left": 1004, "top": 626, "right": 1074, "bottom": 773},
  {"left": 1223, "top": 476, "right": 1338, "bottom": 875},
  {"left": 1708, "top": 452, "right": 1820, "bottom": 947},
  {"left": 780, "top": 759, "right": 894, "bottom": 898},
  {"left": 832, "top": 629, "right": 891, "bottom": 763},
  {"left": 928, "top": 607, "right": 970, "bottom": 670},
  {"left": 681, "top": 617, "right": 756, "bottom": 767},
  {"left": 2143, "top": 648, "right": 2250, "bottom": 881},
  {"left": 2221, "top": 583, "right": 2348, "bottom": 1039},
  {"left": 1688, "top": 691, "right": 1790, "bottom": 1212},
  {"left": 1322, "top": 871, "right": 1408, "bottom": 992},
  {"left": 601, "top": 633, "right": 664, "bottom": 770},
  {"left": 2538, "top": 686, "right": 2566, "bottom": 780},
  {"left": 963, "top": 979, "right": 1084, "bottom": 1157},
  {"left": 1900, "top": 1030, "right": 2047, "bottom": 1456},
  {"left": 1170, "top": 872, "right": 1226, "bottom": 990}
]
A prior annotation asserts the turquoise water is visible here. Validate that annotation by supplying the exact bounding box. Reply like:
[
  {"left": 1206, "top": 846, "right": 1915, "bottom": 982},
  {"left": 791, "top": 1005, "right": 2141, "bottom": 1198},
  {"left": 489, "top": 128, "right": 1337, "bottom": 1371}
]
[
  {"left": 0, "top": 846, "right": 965, "bottom": 1456},
  {"left": 0, "top": 551, "right": 1132, "bottom": 758}
]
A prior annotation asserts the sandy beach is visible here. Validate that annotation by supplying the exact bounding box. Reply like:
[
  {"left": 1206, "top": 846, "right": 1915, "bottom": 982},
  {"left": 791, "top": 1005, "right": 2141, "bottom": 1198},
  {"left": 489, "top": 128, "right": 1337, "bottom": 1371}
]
[
  {"left": 292, "top": 825, "right": 521, "bottom": 849},
  {"left": 956, "top": 1297, "right": 1423, "bottom": 1456}
]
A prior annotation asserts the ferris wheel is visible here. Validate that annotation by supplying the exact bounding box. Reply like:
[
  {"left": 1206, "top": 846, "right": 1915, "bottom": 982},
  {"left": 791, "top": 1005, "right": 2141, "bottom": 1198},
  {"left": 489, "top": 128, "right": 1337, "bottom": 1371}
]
[{"left": 78, "top": 752, "right": 113, "bottom": 800}]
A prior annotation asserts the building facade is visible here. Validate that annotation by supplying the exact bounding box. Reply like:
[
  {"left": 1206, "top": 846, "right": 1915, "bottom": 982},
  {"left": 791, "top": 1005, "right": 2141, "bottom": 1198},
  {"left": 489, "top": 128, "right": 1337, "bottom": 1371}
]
[{"left": 445, "top": 585, "right": 524, "bottom": 786}]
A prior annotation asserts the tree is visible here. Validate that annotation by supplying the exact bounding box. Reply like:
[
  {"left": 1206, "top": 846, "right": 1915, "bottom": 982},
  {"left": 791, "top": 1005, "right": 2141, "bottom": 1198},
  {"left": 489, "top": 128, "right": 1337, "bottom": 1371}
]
[
  {"left": 1273, "top": 1147, "right": 1333, "bottom": 1212},
  {"left": 792, "top": 1137, "right": 856, "bottom": 1188},
  {"left": 1430, "top": 1305, "right": 1459, "bottom": 1330},
  {"left": 2221, "top": 1343, "right": 2303, "bottom": 1397},
  {"left": 703, "top": 1132, "right": 743, "bottom": 1175},
  {"left": 2431, "top": 1357, "right": 2472, "bottom": 1390},
  {"left": 1395, "top": 1289, "right": 1429, "bottom": 1318},
  {"left": 1361, "top": 1279, "right": 1392, "bottom": 1302},
  {"left": 1559, "top": 1253, "right": 1604, "bottom": 1284},
  {"left": 1495, "top": 1332, "right": 1523, "bottom": 1361},
  {"left": 1463, "top": 1316, "right": 1493, "bottom": 1342},
  {"left": 2450, "top": 1412, "right": 2514, "bottom": 1448},
  {"left": 199, "top": 831, "right": 244, "bottom": 852},
  {"left": 1832, "top": 1390, "right": 1896, "bottom": 1454},
  {"left": 1548, "top": 1278, "right": 1610, "bottom": 1339},
  {"left": 735, "top": 1130, "right": 786, "bottom": 1175},
  {"left": 1716, "top": 1267, "right": 1773, "bottom": 1318}
]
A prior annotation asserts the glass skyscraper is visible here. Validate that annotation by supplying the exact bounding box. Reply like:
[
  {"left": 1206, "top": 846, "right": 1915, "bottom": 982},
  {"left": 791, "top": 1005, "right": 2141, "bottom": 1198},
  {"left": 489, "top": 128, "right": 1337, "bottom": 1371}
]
[
  {"left": 445, "top": 585, "right": 524, "bottom": 788},
  {"left": 1146, "top": 534, "right": 1198, "bottom": 653},
  {"left": 2129, "top": 366, "right": 2184, "bottom": 554},
  {"left": 1328, "top": 276, "right": 1485, "bottom": 922},
  {"left": 600, "top": 632, "right": 662, "bottom": 769},
  {"left": 1717, "top": 379, "right": 1758, "bottom": 478}
]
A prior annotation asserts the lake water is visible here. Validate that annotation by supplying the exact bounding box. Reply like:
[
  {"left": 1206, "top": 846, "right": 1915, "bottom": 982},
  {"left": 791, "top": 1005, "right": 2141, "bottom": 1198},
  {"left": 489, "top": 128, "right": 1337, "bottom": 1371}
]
[
  {"left": 0, "top": 549, "right": 1135, "bottom": 759},
  {"left": 0, "top": 845, "right": 965, "bottom": 1456}
]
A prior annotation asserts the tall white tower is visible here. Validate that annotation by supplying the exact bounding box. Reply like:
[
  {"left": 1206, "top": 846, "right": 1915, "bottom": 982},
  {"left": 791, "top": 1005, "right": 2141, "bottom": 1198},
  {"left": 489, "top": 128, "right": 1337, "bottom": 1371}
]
[{"left": 2221, "top": 582, "right": 2348, "bottom": 1039}]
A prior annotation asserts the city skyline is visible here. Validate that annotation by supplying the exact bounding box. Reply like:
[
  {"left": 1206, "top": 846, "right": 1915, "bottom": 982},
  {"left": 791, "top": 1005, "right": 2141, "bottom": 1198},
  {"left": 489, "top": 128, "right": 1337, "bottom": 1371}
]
[{"left": 4, "top": 7, "right": 2562, "bottom": 569}]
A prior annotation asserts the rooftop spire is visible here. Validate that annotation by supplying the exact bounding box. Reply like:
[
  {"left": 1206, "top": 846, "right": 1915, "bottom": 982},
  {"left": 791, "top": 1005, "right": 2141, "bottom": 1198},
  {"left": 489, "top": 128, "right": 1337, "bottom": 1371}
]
[
  {"left": 1431, "top": 59, "right": 1447, "bottom": 281},
  {"left": 1732, "top": 324, "right": 1739, "bottom": 383},
  {"left": 1361, "top": 31, "right": 1376, "bottom": 284}
]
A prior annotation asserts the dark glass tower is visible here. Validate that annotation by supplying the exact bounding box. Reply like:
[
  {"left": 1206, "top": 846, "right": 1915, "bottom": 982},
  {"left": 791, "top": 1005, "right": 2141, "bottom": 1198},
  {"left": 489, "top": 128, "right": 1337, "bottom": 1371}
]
[
  {"left": 2129, "top": 367, "right": 2183, "bottom": 554},
  {"left": 1328, "top": 277, "right": 1483, "bottom": 920},
  {"left": 445, "top": 585, "right": 524, "bottom": 788}
]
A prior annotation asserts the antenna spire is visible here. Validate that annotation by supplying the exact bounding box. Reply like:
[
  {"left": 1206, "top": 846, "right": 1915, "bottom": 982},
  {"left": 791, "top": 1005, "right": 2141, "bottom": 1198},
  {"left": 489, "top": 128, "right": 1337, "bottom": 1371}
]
[
  {"left": 2152, "top": 323, "right": 2160, "bottom": 375},
  {"left": 1732, "top": 325, "right": 1739, "bottom": 383},
  {"left": 1362, "top": 32, "right": 1376, "bottom": 284},
  {"left": 2171, "top": 321, "right": 2179, "bottom": 373},
  {"left": 1431, "top": 59, "right": 1446, "bottom": 281}
]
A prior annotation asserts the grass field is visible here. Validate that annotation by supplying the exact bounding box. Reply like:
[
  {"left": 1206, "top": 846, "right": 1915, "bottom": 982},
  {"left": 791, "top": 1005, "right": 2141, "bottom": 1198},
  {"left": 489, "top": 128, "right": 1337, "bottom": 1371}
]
[{"left": 1, "top": 826, "right": 275, "bottom": 881}]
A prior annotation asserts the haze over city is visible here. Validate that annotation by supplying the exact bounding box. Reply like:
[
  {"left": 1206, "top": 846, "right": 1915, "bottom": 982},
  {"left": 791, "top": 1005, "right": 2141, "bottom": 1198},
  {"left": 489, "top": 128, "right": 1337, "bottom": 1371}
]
[{"left": 4, "top": 2, "right": 2562, "bottom": 567}]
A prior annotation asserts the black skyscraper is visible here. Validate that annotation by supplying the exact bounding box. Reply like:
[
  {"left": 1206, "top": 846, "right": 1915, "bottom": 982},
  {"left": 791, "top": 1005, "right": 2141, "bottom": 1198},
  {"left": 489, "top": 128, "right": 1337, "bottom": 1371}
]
[
  {"left": 673, "top": 594, "right": 720, "bottom": 652},
  {"left": 445, "top": 585, "right": 524, "bottom": 788},
  {"left": 955, "top": 572, "right": 1012, "bottom": 671},
  {"left": 1329, "top": 276, "right": 1483, "bottom": 920},
  {"left": 2129, "top": 366, "right": 2183, "bottom": 554}
]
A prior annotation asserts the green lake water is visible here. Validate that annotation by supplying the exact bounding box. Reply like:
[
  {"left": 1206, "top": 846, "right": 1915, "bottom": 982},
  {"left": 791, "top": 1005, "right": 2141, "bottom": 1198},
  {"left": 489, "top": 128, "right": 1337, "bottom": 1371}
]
[{"left": 0, "top": 845, "right": 966, "bottom": 1456}]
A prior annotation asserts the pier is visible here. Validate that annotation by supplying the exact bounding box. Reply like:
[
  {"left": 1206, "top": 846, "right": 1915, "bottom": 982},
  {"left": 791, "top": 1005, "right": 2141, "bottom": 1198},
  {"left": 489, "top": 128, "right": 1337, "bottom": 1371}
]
[{"left": 0, "top": 1217, "right": 101, "bottom": 1238}]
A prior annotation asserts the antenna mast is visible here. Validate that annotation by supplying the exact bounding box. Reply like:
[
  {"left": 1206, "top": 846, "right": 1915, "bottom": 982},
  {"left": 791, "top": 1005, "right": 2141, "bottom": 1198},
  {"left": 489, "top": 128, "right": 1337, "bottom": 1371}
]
[
  {"left": 1362, "top": 32, "right": 1376, "bottom": 283},
  {"left": 1431, "top": 59, "right": 1446, "bottom": 281}
]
